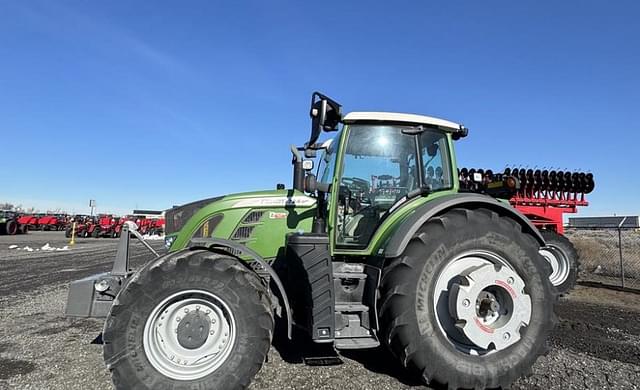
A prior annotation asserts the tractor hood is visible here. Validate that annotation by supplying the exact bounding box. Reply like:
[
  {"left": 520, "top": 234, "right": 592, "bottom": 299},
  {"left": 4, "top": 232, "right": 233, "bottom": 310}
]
[{"left": 165, "top": 190, "right": 316, "bottom": 235}]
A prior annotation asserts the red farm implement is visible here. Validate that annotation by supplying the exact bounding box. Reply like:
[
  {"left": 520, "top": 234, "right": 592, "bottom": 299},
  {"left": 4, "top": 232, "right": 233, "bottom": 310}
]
[
  {"left": 17, "top": 214, "right": 38, "bottom": 233},
  {"left": 38, "top": 214, "right": 68, "bottom": 231},
  {"left": 459, "top": 167, "right": 595, "bottom": 294}
]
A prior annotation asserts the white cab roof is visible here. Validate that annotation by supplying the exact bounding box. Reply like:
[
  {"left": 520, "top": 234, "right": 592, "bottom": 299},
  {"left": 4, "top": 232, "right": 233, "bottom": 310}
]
[{"left": 343, "top": 111, "right": 462, "bottom": 131}]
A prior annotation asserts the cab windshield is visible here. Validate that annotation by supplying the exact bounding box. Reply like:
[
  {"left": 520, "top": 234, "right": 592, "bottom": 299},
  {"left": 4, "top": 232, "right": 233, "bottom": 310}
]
[{"left": 336, "top": 124, "right": 452, "bottom": 248}]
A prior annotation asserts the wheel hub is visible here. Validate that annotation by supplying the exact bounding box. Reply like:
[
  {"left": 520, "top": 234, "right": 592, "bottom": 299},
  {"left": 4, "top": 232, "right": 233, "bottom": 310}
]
[
  {"left": 476, "top": 291, "right": 500, "bottom": 319},
  {"left": 143, "top": 290, "right": 236, "bottom": 381},
  {"left": 176, "top": 310, "right": 212, "bottom": 349},
  {"left": 449, "top": 264, "right": 531, "bottom": 351}
]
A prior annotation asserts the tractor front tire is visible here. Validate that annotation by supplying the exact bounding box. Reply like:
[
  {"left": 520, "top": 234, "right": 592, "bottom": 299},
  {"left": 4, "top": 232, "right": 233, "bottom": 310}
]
[
  {"left": 103, "top": 250, "right": 274, "bottom": 390},
  {"left": 379, "top": 208, "right": 556, "bottom": 389},
  {"left": 539, "top": 230, "right": 579, "bottom": 295}
]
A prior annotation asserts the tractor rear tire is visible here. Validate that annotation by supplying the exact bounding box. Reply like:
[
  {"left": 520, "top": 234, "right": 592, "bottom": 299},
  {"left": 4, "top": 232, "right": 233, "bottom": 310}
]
[
  {"left": 379, "top": 208, "right": 556, "bottom": 389},
  {"left": 65, "top": 227, "right": 72, "bottom": 238},
  {"left": 92, "top": 228, "right": 101, "bottom": 238},
  {"left": 5, "top": 220, "right": 18, "bottom": 235},
  {"left": 103, "top": 249, "right": 274, "bottom": 390},
  {"left": 20, "top": 225, "right": 28, "bottom": 234},
  {"left": 539, "top": 230, "right": 579, "bottom": 295}
]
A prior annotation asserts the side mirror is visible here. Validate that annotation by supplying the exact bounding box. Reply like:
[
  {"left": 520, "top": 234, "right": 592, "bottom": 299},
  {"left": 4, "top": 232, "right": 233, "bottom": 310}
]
[
  {"left": 304, "top": 173, "right": 331, "bottom": 193},
  {"left": 304, "top": 174, "right": 317, "bottom": 193},
  {"left": 308, "top": 92, "right": 342, "bottom": 148}
]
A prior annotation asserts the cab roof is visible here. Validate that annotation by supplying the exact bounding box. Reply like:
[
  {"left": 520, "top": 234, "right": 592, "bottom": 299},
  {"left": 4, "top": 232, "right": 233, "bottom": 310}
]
[{"left": 343, "top": 111, "right": 462, "bottom": 132}]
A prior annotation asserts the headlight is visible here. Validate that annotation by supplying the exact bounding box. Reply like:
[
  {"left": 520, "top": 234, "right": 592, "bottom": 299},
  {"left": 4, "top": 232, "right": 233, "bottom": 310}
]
[
  {"left": 94, "top": 279, "right": 110, "bottom": 292},
  {"left": 164, "top": 235, "right": 176, "bottom": 249}
]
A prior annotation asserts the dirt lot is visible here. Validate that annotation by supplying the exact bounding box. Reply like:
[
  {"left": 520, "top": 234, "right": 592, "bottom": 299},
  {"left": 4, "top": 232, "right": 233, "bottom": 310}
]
[{"left": 1, "top": 232, "right": 639, "bottom": 389}]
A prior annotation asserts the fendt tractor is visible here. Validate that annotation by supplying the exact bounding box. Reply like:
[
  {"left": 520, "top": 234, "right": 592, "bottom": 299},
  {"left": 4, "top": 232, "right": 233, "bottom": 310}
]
[{"left": 66, "top": 93, "right": 558, "bottom": 390}]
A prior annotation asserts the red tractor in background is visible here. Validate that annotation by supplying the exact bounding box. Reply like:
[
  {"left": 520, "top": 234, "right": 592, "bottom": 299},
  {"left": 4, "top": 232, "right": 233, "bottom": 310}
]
[
  {"left": 459, "top": 167, "right": 594, "bottom": 294},
  {"left": 147, "top": 217, "right": 165, "bottom": 235},
  {"left": 132, "top": 216, "right": 152, "bottom": 235},
  {"left": 90, "top": 215, "right": 125, "bottom": 238},
  {"left": 64, "top": 215, "right": 94, "bottom": 238},
  {"left": 62, "top": 214, "right": 165, "bottom": 239}
]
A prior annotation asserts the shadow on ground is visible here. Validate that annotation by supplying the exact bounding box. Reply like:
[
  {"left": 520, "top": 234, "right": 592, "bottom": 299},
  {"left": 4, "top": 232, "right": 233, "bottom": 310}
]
[{"left": 270, "top": 318, "right": 423, "bottom": 387}]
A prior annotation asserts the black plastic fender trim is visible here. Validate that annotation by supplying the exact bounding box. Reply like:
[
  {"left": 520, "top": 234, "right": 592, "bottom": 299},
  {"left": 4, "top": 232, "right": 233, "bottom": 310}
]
[
  {"left": 189, "top": 237, "right": 293, "bottom": 340},
  {"left": 383, "top": 193, "right": 546, "bottom": 258}
]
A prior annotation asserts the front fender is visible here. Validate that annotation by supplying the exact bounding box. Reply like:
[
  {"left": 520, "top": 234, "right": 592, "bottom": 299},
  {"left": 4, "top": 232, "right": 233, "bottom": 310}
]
[
  {"left": 383, "top": 193, "right": 545, "bottom": 258},
  {"left": 189, "top": 238, "right": 294, "bottom": 340}
]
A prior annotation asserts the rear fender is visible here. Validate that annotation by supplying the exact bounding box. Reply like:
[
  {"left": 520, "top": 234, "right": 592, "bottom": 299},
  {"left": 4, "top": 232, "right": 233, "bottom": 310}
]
[{"left": 383, "top": 193, "right": 545, "bottom": 258}]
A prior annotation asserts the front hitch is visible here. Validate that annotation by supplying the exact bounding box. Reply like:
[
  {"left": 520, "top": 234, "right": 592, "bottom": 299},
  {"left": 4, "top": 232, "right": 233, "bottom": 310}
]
[{"left": 65, "top": 224, "right": 160, "bottom": 318}]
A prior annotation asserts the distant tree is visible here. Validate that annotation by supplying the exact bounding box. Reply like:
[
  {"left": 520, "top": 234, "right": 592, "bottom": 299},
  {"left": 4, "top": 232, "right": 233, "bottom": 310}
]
[{"left": 0, "top": 202, "right": 14, "bottom": 210}]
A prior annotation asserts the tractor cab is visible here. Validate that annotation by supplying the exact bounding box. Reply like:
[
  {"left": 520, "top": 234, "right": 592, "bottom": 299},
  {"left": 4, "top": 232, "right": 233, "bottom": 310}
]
[{"left": 294, "top": 93, "right": 468, "bottom": 250}]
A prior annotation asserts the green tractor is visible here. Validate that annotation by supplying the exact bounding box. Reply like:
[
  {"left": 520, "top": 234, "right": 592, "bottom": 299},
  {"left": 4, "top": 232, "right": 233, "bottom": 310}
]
[
  {"left": 66, "top": 93, "right": 556, "bottom": 389},
  {"left": 0, "top": 210, "right": 19, "bottom": 235}
]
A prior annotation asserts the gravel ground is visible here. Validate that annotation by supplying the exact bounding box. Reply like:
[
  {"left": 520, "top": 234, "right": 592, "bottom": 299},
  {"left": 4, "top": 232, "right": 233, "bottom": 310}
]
[{"left": 1, "top": 232, "right": 639, "bottom": 389}]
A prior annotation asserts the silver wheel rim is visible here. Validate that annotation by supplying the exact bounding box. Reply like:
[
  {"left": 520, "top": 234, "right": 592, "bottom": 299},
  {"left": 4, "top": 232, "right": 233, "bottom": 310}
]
[
  {"left": 539, "top": 246, "right": 570, "bottom": 287},
  {"left": 431, "top": 250, "right": 532, "bottom": 355},
  {"left": 143, "top": 289, "right": 236, "bottom": 380}
]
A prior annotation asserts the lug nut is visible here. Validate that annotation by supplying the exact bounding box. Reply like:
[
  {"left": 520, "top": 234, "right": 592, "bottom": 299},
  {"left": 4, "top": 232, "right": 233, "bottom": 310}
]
[
  {"left": 507, "top": 277, "right": 514, "bottom": 285},
  {"left": 503, "top": 332, "right": 511, "bottom": 341},
  {"left": 184, "top": 308, "right": 189, "bottom": 313},
  {"left": 462, "top": 299, "right": 471, "bottom": 307},
  {"left": 176, "top": 316, "right": 181, "bottom": 322}
]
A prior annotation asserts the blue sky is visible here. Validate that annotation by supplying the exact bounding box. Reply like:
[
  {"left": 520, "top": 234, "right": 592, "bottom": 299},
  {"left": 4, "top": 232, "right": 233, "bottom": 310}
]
[{"left": 1, "top": 1, "right": 638, "bottom": 216}]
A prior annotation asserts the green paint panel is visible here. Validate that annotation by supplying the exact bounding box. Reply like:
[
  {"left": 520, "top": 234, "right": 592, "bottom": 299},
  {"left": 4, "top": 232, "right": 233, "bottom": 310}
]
[{"left": 169, "top": 189, "right": 315, "bottom": 260}]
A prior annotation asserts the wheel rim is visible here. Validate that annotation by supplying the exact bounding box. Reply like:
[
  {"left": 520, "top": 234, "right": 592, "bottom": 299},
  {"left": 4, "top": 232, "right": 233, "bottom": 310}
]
[
  {"left": 143, "top": 289, "right": 236, "bottom": 381},
  {"left": 431, "top": 250, "right": 532, "bottom": 355},
  {"left": 539, "top": 246, "right": 570, "bottom": 287}
]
